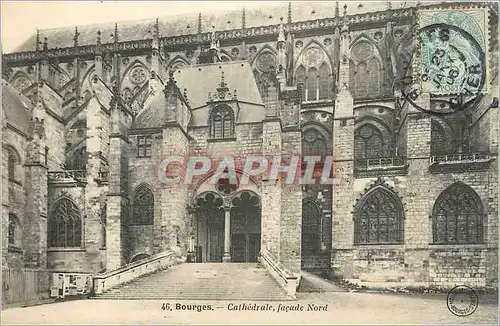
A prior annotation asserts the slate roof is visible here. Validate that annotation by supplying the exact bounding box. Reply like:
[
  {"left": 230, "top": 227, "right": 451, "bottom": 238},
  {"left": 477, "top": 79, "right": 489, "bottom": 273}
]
[
  {"left": 174, "top": 61, "right": 263, "bottom": 110},
  {"left": 2, "top": 79, "right": 34, "bottom": 135},
  {"left": 12, "top": 1, "right": 407, "bottom": 52}
]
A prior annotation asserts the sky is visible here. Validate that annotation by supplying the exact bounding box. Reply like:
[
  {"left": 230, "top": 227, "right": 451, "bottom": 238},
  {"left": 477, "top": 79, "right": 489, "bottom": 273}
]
[
  {"left": 1, "top": 1, "right": 289, "bottom": 53},
  {"left": 1, "top": 0, "right": 450, "bottom": 54}
]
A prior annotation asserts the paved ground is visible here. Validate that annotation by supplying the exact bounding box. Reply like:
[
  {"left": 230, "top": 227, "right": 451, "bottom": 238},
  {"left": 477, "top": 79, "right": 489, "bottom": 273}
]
[{"left": 2, "top": 292, "right": 498, "bottom": 325}]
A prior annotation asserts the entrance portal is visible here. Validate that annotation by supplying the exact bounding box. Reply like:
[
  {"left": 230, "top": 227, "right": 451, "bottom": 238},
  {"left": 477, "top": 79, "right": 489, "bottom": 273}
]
[
  {"left": 193, "top": 190, "right": 261, "bottom": 263},
  {"left": 194, "top": 192, "right": 224, "bottom": 262},
  {"left": 231, "top": 191, "right": 261, "bottom": 262}
]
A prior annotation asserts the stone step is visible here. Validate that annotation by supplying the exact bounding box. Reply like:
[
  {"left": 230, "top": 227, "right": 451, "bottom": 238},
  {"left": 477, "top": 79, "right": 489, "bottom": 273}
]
[{"left": 92, "top": 262, "right": 291, "bottom": 301}]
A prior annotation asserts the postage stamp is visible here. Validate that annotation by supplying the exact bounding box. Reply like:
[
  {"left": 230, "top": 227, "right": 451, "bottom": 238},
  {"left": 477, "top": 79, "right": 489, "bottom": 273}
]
[{"left": 417, "top": 6, "right": 490, "bottom": 95}]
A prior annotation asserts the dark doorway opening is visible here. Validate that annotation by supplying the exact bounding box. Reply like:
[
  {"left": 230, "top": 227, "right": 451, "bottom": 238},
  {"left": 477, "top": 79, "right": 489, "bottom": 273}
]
[{"left": 231, "top": 191, "right": 261, "bottom": 262}]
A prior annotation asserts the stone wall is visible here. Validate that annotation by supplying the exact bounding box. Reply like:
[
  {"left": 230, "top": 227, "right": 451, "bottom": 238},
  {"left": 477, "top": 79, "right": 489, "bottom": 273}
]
[
  {"left": 3, "top": 129, "right": 28, "bottom": 269},
  {"left": 261, "top": 119, "right": 282, "bottom": 259},
  {"left": 279, "top": 128, "right": 302, "bottom": 273}
]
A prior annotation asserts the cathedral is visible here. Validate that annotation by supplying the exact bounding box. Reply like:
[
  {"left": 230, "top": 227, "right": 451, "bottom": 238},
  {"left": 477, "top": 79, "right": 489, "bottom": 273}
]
[{"left": 2, "top": 1, "right": 498, "bottom": 294}]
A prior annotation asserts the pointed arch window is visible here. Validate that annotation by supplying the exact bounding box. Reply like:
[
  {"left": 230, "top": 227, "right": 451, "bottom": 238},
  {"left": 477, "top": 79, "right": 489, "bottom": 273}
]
[
  {"left": 48, "top": 198, "right": 82, "bottom": 248},
  {"left": 354, "top": 187, "right": 404, "bottom": 244},
  {"left": 307, "top": 68, "right": 319, "bottom": 101},
  {"left": 302, "top": 128, "right": 327, "bottom": 156},
  {"left": 354, "top": 62, "right": 369, "bottom": 98},
  {"left": 210, "top": 105, "right": 234, "bottom": 140},
  {"left": 350, "top": 40, "right": 383, "bottom": 98},
  {"left": 8, "top": 214, "right": 21, "bottom": 247},
  {"left": 7, "top": 147, "right": 19, "bottom": 182},
  {"left": 354, "top": 124, "right": 384, "bottom": 159},
  {"left": 318, "top": 63, "right": 332, "bottom": 100},
  {"left": 296, "top": 46, "right": 333, "bottom": 102},
  {"left": 131, "top": 185, "right": 154, "bottom": 225},
  {"left": 432, "top": 183, "right": 484, "bottom": 244},
  {"left": 368, "top": 58, "right": 381, "bottom": 95}
]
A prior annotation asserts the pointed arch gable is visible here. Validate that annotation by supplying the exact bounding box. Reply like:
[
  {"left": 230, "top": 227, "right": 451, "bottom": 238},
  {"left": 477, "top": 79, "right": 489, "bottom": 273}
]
[
  {"left": 9, "top": 70, "right": 31, "bottom": 84},
  {"left": 349, "top": 34, "right": 384, "bottom": 60},
  {"left": 294, "top": 39, "right": 334, "bottom": 70},
  {"left": 301, "top": 120, "right": 332, "bottom": 134},
  {"left": 5, "top": 144, "right": 21, "bottom": 162},
  {"left": 81, "top": 64, "right": 96, "bottom": 85},
  {"left": 250, "top": 44, "right": 278, "bottom": 66},
  {"left": 166, "top": 55, "right": 190, "bottom": 71},
  {"left": 355, "top": 116, "right": 394, "bottom": 142},
  {"left": 10, "top": 70, "right": 33, "bottom": 92},
  {"left": 121, "top": 59, "right": 148, "bottom": 86},
  {"left": 219, "top": 49, "right": 233, "bottom": 62}
]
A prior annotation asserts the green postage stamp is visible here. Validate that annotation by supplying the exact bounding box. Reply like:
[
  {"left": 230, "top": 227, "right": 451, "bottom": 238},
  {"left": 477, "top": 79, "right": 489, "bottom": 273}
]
[{"left": 417, "top": 5, "right": 490, "bottom": 96}]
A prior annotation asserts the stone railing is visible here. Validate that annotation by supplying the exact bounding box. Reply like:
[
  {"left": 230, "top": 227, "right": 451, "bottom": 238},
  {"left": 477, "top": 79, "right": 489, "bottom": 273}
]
[
  {"left": 259, "top": 249, "right": 299, "bottom": 299},
  {"left": 429, "top": 152, "right": 491, "bottom": 164},
  {"left": 355, "top": 156, "right": 407, "bottom": 170},
  {"left": 48, "top": 170, "right": 86, "bottom": 183},
  {"left": 93, "top": 250, "right": 181, "bottom": 295},
  {"left": 3, "top": 5, "right": 417, "bottom": 63}
]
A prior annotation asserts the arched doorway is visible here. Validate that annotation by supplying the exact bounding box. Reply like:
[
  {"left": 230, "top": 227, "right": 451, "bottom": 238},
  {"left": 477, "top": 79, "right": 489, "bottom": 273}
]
[
  {"left": 194, "top": 192, "right": 224, "bottom": 262},
  {"left": 301, "top": 199, "right": 324, "bottom": 269},
  {"left": 191, "top": 175, "right": 261, "bottom": 263},
  {"left": 301, "top": 125, "right": 333, "bottom": 271},
  {"left": 231, "top": 191, "right": 261, "bottom": 262}
]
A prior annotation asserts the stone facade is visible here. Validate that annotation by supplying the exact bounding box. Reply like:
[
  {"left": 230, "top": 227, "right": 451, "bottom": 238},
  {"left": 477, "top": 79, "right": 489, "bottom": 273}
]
[{"left": 2, "top": 2, "right": 498, "bottom": 290}]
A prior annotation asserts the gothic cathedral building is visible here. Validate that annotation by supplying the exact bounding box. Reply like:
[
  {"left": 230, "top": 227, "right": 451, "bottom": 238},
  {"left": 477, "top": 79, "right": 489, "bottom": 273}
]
[{"left": 2, "top": 2, "right": 498, "bottom": 289}]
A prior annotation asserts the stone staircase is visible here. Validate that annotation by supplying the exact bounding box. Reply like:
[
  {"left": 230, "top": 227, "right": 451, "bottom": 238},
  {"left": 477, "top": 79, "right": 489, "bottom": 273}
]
[{"left": 92, "top": 262, "right": 293, "bottom": 301}]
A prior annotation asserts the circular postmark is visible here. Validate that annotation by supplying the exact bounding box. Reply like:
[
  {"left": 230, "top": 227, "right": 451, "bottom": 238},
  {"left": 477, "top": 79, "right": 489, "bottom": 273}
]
[
  {"left": 446, "top": 285, "right": 479, "bottom": 317},
  {"left": 400, "top": 23, "right": 486, "bottom": 116}
]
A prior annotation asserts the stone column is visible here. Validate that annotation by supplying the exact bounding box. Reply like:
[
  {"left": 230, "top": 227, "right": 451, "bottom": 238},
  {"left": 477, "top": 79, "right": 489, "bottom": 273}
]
[
  {"left": 24, "top": 90, "right": 48, "bottom": 269},
  {"left": 222, "top": 203, "right": 232, "bottom": 262}
]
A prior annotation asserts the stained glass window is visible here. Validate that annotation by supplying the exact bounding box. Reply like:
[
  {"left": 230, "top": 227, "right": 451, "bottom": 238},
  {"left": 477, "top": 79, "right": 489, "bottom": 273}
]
[
  {"left": 307, "top": 68, "right": 318, "bottom": 101},
  {"left": 131, "top": 185, "right": 154, "bottom": 225},
  {"left": 48, "top": 198, "right": 82, "bottom": 248},
  {"left": 354, "top": 62, "right": 369, "bottom": 98},
  {"left": 432, "top": 183, "right": 484, "bottom": 244},
  {"left": 368, "top": 58, "right": 381, "bottom": 95},
  {"left": 354, "top": 124, "right": 384, "bottom": 159},
  {"left": 295, "top": 56, "right": 332, "bottom": 101},
  {"left": 318, "top": 63, "right": 331, "bottom": 100},
  {"left": 302, "top": 129, "right": 327, "bottom": 156},
  {"left": 137, "top": 135, "right": 152, "bottom": 158},
  {"left": 211, "top": 106, "right": 234, "bottom": 139},
  {"left": 354, "top": 187, "right": 404, "bottom": 244}
]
